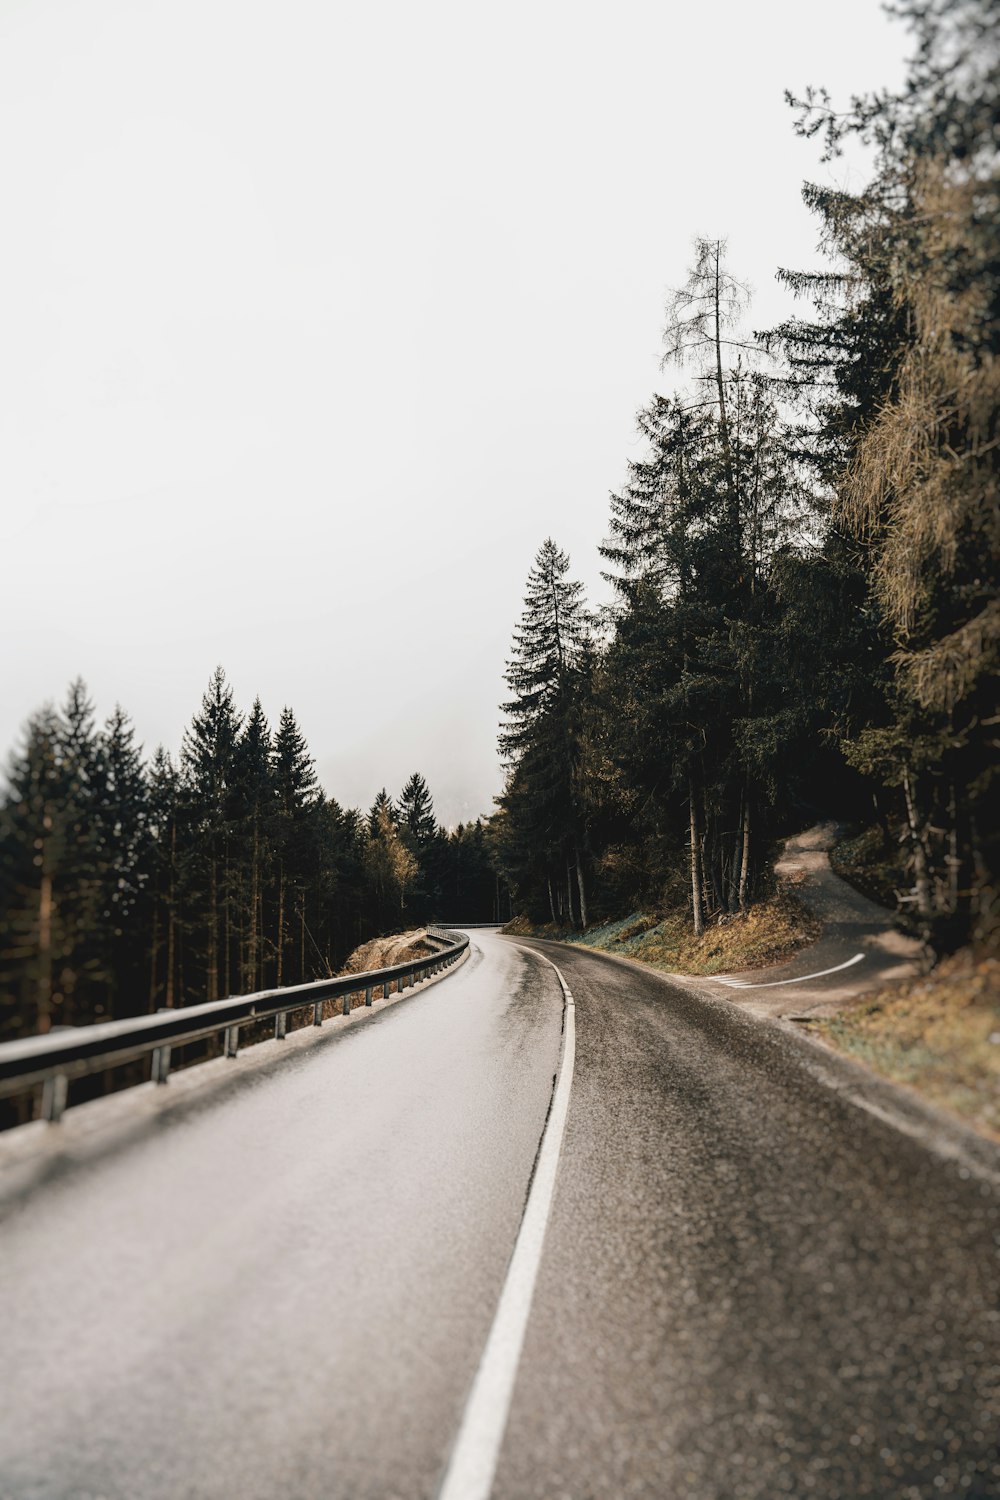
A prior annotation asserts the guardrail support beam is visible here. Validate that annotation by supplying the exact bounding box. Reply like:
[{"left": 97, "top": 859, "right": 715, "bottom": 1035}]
[
  {"left": 151, "top": 1045, "right": 172, "bottom": 1084},
  {"left": 342, "top": 993, "right": 351, "bottom": 1017},
  {"left": 365, "top": 986, "right": 373, "bottom": 1006},
  {"left": 224, "top": 1025, "right": 239, "bottom": 1058},
  {"left": 41, "top": 1073, "right": 68, "bottom": 1122},
  {"left": 274, "top": 1012, "right": 287, "bottom": 1040},
  {"left": 313, "top": 1002, "right": 323, "bottom": 1027}
]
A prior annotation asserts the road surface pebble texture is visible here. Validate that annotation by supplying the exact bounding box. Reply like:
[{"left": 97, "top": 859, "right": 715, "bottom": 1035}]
[{"left": 0, "top": 929, "right": 997, "bottom": 1500}]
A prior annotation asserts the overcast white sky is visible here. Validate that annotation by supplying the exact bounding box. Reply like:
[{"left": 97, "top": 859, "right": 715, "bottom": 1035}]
[{"left": 0, "top": 0, "right": 910, "bottom": 825}]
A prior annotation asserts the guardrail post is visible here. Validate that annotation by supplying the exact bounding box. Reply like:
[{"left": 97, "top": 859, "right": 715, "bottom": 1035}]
[
  {"left": 224, "top": 1025, "right": 239, "bottom": 1058},
  {"left": 383, "top": 978, "right": 391, "bottom": 999},
  {"left": 151, "top": 1006, "right": 172, "bottom": 1083},
  {"left": 313, "top": 1002, "right": 323, "bottom": 1027},
  {"left": 342, "top": 993, "right": 351, "bottom": 1017},
  {"left": 41, "top": 1073, "right": 68, "bottom": 1123},
  {"left": 274, "top": 1012, "right": 287, "bottom": 1040},
  {"left": 365, "top": 985, "right": 373, "bottom": 1006}
]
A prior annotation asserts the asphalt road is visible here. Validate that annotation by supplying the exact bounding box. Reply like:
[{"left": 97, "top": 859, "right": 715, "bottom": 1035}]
[
  {"left": 497, "top": 937, "right": 1000, "bottom": 1500},
  {"left": 1, "top": 930, "right": 997, "bottom": 1500},
  {"left": 0, "top": 936, "right": 563, "bottom": 1500}
]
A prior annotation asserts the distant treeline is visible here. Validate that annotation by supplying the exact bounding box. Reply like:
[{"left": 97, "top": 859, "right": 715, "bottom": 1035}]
[
  {"left": 494, "top": 0, "right": 998, "bottom": 952},
  {"left": 0, "top": 669, "right": 502, "bottom": 1042}
]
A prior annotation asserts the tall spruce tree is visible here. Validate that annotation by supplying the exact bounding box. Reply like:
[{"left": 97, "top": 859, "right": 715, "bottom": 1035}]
[
  {"left": 271, "top": 707, "right": 320, "bottom": 986},
  {"left": 500, "top": 539, "right": 592, "bottom": 926},
  {"left": 181, "top": 668, "right": 242, "bottom": 1001},
  {"left": 232, "top": 699, "right": 274, "bottom": 991}
]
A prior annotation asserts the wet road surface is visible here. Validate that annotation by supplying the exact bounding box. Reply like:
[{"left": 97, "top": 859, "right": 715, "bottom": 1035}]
[
  {"left": 1, "top": 929, "right": 998, "bottom": 1500},
  {"left": 495, "top": 937, "right": 1000, "bottom": 1500},
  {"left": 0, "top": 935, "right": 563, "bottom": 1500}
]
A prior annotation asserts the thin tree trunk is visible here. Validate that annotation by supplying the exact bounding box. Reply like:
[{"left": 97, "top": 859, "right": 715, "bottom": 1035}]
[
  {"left": 575, "top": 853, "right": 588, "bottom": 929},
  {"left": 276, "top": 865, "right": 285, "bottom": 987},
  {"left": 704, "top": 789, "right": 723, "bottom": 915},
  {"left": 165, "top": 903, "right": 175, "bottom": 1009},
  {"left": 37, "top": 861, "right": 53, "bottom": 1034},
  {"left": 547, "top": 877, "right": 557, "bottom": 925},
  {"left": 165, "top": 818, "right": 176, "bottom": 1008},
  {"left": 902, "top": 767, "right": 933, "bottom": 919},
  {"left": 148, "top": 905, "right": 160, "bottom": 1011},
  {"left": 223, "top": 847, "right": 231, "bottom": 1000},
  {"left": 738, "top": 780, "right": 752, "bottom": 915},
  {"left": 248, "top": 822, "right": 259, "bottom": 991},
  {"left": 208, "top": 855, "right": 218, "bottom": 1003},
  {"left": 689, "top": 772, "right": 704, "bottom": 937},
  {"left": 566, "top": 866, "right": 577, "bottom": 928},
  {"left": 299, "top": 897, "right": 306, "bottom": 982}
]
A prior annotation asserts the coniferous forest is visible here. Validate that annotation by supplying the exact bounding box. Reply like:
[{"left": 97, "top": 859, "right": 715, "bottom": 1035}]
[
  {"left": 0, "top": 668, "right": 501, "bottom": 1046},
  {"left": 493, "top": 0, "right": 999, "bottom": 954},
  {"left": 1, "top": 0, "right": 997, "bottom": 1057}
]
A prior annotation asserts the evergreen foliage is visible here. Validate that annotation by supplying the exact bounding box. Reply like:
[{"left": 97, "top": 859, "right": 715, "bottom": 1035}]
[
  {"left": 0, "top": 673, "right": 506, "bottom": 1048},
  {"left": 495, "top": 0, "right": 999, "bottom": 952}
]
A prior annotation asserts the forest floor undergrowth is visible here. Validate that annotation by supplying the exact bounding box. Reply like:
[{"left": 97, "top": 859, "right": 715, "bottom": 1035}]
[
  {"left": 503, "top": 890, "right": 820, "bottom": 976},
  {"left": 817, "top": 950, "right": 1000, "bottom": 1141}
]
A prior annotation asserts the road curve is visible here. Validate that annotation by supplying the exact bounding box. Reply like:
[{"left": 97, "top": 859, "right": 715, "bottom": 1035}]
[
  {"left": 0, "top": 929, "right": 997, "bottom": 1500},
  {"left": 493, "top": 936, "right": 1000, "bottom": 1500}
]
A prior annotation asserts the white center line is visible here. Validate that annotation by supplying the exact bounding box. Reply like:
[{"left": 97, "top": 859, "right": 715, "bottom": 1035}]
[
  {"left": 715, "top": 952, "right": 866, "bottom": 989},
  {"left": 437, "top": 948, "right": 576, "bottom": 1500}
]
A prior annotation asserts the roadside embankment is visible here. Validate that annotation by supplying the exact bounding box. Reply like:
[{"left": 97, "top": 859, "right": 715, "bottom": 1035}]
[
  {"left": 816, "top": 949, "right": 1000, "bottom": 1140},
  {"left": 308, "top": 929, "right": 440, "bottom": 1021},
  {"left": 508, "top": 822, "right": 1000, "bottom": 1140},
  {"left": 504, "top": 888, "right": 819, "bottom": 977}
]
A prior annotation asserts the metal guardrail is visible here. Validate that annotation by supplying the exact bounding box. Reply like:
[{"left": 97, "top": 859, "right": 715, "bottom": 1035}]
[{"left": 0, "top": 927, "right": 469, "bottom": 1124}]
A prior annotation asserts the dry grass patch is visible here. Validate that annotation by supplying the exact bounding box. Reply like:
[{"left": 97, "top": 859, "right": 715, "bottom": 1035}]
[
  {"left": 817, "top": 951, "right": 1000, "bottom": 1140},
  {"left": 505, "top": 890, "right": 819, "bottom": 977},
  {"left": 306, "top": 930, "right": 439, "bottom": 1020}
]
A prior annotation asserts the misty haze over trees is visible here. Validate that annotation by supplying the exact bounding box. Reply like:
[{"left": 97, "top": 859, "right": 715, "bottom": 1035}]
[
  {"left": 493, "top": 0, "right": 998, "bottom": 953},
  {"left": 0, "top": 670, "right": 501, "bottom": 1045}
]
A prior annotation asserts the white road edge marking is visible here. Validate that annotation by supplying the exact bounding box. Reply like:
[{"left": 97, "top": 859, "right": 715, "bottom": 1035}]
[
  {"left": 715, "top": 952, "right": 866, "bottom": 990},
  {"left": 437, "top": 948, "right": 576, "bottom": 1500}
]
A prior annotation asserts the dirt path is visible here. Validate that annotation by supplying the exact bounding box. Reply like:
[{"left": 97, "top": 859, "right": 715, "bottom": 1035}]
[{"left": 688, "top": 822, "right": 923, "bottom": 1020}]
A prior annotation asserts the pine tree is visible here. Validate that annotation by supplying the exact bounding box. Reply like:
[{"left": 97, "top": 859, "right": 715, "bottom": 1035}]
[
  {"left": 0, "top": 709, "right": 68, "bottom": 1036},
  {"left": 398, "top": 773, "right": 437, "bottom": 847},
  {"left": 147, "top": 747, "right": 182, "bottom": 1009},
  {"left": 367, "top": 788, "right": 397, "bottom": 838},
  {"left": 181, "top": 667, "right": 242, "bottom": 1001},
  {"left": 397, "top": 772, "right": 440, "bottom": 922},
  {"left": 231, "top": 699, "right": 274, "bottom": 991},
  {"left": 662, "top": 236, "right": 753, "bottom": 533},
  {"left": 500, "top": 539, "right": 592, "bottom": 926},
  {"left": 93, "top": 706, "right": 149, "bottom": 1016},
  {"left": 271, "top": 707, "right": 320, "bottom": 986}
]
